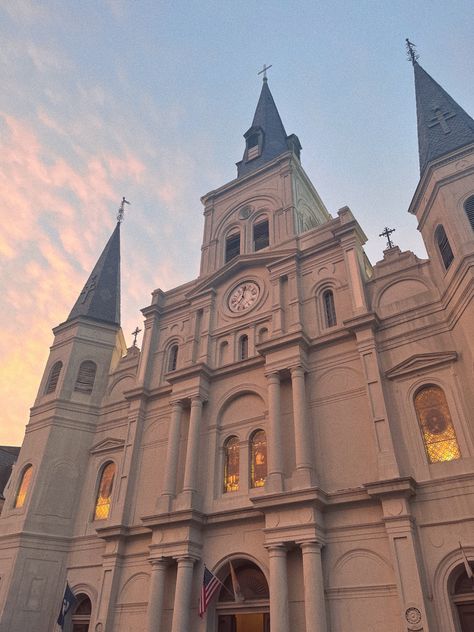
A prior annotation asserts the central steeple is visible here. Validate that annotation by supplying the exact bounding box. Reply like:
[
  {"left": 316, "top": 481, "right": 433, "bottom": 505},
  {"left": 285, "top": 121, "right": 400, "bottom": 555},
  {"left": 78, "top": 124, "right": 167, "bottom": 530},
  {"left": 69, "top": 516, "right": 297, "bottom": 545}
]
[{"left": 236, "top": 76, "right": 301, "bottom": 178}]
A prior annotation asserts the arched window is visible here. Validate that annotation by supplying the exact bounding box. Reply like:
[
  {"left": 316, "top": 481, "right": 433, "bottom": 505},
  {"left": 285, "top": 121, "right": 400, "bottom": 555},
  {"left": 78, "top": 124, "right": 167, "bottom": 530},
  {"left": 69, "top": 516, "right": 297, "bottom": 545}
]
[
  {"left": 225, "top": 231, "right": 241, "bottom": 263},
  {"left": 74, "top": 361, "right": 97, "bottom": 394},
  {"left": 322, "top": 289, "right": 337, "bottom": 328},
  {"left": 94, "top": 462, "right": 116, "bottom": 520},
  {"left": 45, "top": 361, "right": 62, "bottom": 395},
  {"left": 219, "top": 341, "right": 229, "bottom": 366},
  {"left": 14, "top": 464, "right": 33, "bottom": 509},
  {"left": 223, "top": 436, "right": 239, "bottom": 493},
  {"left": 414, "top": 385, "right": 461, "bottom": 463},
  {"left": 253, "top": 219, "right": 269, "bottom": 251},
  {"left": 464, "top": 195, "right": 474, "bottom": 231},
  {"left": 250, "top": 430, "right": 267, "bottom": 488},
  {"left": 451, "top": 565, "right": 474, "bottom": 631},
  {"left": 168, "top": 344, "right": 179, "bottom": 372},
  {"left": 71, "top": 594, "right": 92, "bottom": 632},
  {"left": 238, "top": 335, "right": 248, "bottom": 360},
  {"left": 435, "top": 225, "right": 454, "bottom": 270}
]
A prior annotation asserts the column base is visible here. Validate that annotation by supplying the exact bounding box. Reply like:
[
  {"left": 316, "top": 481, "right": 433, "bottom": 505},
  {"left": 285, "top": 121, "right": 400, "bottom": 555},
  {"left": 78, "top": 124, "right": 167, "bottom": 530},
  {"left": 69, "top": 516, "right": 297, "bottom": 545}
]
[
  {"left": 265, "top": 472, "right": 284, "bottom": 493},
  {"left": 156, "top": 494, "right": 173, "bottom": 514},
  {"left": 291, "top": 467, "right": 315, "bottom": 489},
  {"left": 175, "top": 490, "right": 201, "bottom": 511}
]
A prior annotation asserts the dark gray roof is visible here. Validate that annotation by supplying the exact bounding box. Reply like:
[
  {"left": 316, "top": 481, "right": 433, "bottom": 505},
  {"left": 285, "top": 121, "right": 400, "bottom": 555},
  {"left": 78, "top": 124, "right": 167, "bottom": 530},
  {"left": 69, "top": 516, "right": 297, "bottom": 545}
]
[
  {"left": 67, "top": 222, "right": 121, "bottom": 325},
  {"left": 237, "top": 79, "right": 300, "bottom": 178},
  {"left": 414, "top": 61, "right": 474, "bottom": 174}
]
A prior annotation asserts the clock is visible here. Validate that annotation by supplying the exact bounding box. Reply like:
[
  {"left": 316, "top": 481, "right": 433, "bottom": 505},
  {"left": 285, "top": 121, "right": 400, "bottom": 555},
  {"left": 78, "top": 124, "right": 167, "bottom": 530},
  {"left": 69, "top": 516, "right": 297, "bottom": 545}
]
[{"left": 228, "top": 281, "right": 260, "bottom": 313}]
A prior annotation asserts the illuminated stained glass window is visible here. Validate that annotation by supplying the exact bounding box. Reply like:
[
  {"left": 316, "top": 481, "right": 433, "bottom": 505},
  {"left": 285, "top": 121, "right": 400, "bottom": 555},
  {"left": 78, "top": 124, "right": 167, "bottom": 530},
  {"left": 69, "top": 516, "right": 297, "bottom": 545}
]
[
  {"left": 94, "top": 462, "right": 116, "bottom": 520},
  {"left": 250, "top": 430, "right": 267, "bottom": 488},
  {"left": 414, "top": 385, "right": 461, "bottom": 463},
  {"left": 224, "top": 436, "right": 239, "bottom": 493},
  {"left": 14, "top": 465, "right": 33, "bottom": 508}
]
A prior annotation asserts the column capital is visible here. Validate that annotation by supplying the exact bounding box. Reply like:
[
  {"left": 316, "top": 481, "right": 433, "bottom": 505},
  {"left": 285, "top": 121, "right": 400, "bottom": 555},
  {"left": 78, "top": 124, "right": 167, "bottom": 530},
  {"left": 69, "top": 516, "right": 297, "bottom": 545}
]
[
  {"left": 174, "top": 554, "right": 199, "bottom": 565},
  {"left": 265, "top": 370, "right": 281, "bottom": 383},
  {"left": 169, "top": 399, "right": 184, "bottom": 410},
  {"left": 297, "top": 540, "right": 324, "bottom": 552},
  {"left": 265, "top": 542, "right": 288, "bottom": 554},
  {"left": 289, "top": 365, "right": 306, "bottom": 378},
  {"left": 149, "top": 556, "right": 171, "bottom": 569},
  {"left": 190, "top": 395, "right": 204, "bottom": 407}
]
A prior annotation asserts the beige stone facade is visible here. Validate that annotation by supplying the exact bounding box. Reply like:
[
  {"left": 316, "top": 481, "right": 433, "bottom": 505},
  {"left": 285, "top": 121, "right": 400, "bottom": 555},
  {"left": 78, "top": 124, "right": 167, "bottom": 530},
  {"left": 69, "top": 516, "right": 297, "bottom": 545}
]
[{"left": 1, "top": 61, "right": 474, "bottom": 632}]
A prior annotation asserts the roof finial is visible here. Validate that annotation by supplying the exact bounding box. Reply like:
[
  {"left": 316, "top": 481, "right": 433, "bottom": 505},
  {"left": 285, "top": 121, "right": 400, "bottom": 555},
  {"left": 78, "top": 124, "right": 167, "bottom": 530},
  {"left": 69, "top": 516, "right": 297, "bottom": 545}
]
[
  {"left": 379, "top": 226, "right": 396, "bottom": 249},
  {"left": 406, "top": 38, "right": 419, "bottom": 66},
  {"left": 258, "top": 63, "right": 273, "bottom": 82},
  {"left": 117, "top": 196, "right": 130, "bottom": 223}
]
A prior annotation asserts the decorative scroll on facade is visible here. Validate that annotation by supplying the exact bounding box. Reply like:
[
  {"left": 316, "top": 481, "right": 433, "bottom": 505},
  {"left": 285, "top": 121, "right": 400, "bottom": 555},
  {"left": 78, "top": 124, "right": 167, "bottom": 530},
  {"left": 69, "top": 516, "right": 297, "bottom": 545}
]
[
  {"left": 94, "top": 462, "right": 116, "bottom": 520},
  {"left": 414, "top": 385, "right": 461, "bottom": 463}
]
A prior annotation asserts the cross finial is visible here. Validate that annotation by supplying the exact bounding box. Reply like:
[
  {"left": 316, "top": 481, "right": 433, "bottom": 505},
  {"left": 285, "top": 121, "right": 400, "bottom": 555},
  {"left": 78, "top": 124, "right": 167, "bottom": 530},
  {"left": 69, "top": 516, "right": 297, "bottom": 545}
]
[
  {"left": 131, "top": 326, "right": 142, "bottom": 347},
  {"left": 117, "top": 196, "right": 130, "bottom": 223},
  {"left": 258, "top": 64, "right": 273, "bottom": 81},
  {"left": 379, "top": 226, "right": 396, "bottom": 249},
  {"left": 406, "top": 38, "right": 419, "bottom": 65}
]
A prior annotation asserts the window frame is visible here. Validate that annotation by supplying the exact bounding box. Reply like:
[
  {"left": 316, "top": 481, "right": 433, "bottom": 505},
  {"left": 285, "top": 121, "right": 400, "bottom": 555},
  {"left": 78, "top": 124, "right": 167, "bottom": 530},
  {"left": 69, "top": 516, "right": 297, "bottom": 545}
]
[
  {"left": 238, "top": 334, "right": 249, "bottom": 361},
  {"left": 225, "top": 231, "right": 241, "bottom": 264},
  {"left": 93, "top": 461, "right": 116, "bottom": 521},
  {"left": 13, "top": 464, "right": 33, "bottom": 509},
  {"left": 434, "top": 224, "right": 454, "bottom": 270},
  {"left": 74, "top": 360, "right": 97, "bottom": 394},
  {"left": 223, "top": 435, "right": 240, "bottom": 493},
  {"left": 253, "top": 218, "right": 270, "bottom": 251},
  {"left": 45, "top": 361, "right": 63, "bottom": 395},
  {"left": 249, "top": 429, "right": 267, "bottom": 489},
  {"left": 167, "top": 344, "right": 179, "bottom": 372}
]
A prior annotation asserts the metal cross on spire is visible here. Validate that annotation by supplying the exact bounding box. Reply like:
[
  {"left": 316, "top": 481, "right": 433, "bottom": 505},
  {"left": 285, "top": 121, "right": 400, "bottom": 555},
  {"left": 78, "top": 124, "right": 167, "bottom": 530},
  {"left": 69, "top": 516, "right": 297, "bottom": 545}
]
[
  {"left": 258, "top": 64, "right": 273, "bottom": 81},
  {"left": 379, "top": 226, "right": 396, "bottom": 249},
  {"left": 406, "top": 38, "right": 419, "bottom": 65},
  {"left": 117, "top": 196, "right": 130, "bottom": 223},
  {"left": 131, "top": 326, "right": 142, "bottom": 347}
]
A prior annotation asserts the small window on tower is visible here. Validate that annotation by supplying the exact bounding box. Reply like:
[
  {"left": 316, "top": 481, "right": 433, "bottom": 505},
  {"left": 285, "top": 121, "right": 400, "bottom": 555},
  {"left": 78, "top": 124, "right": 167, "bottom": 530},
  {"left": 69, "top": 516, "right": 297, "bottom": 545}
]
[
  {"left": 253, "top": 220, "right": 269, "bottom": 251},
  {"left": 239, "top": 335, "right": 249, "bottom": 360},
  {"left": 435, "top": 225, "right": 454, "bottom": 270},
  {"left": 225, "top": 233, "right": 240, "bottom": 263},
  {"left": 74, "top": 361, "right": 97, "bottom": 394},
  {"left": 322, "top": 290, "right": 337, "bottom": 328},
  {"left": 223, "top": 436, "right": 240, "bottom": 493},
  {"left": 168, "top": 344, "right": 179, "bottom": 372},
  {"left": 464, "top": 196, "right": 474, "bottom": 231},
  {"left": 247, "top": 133, "right": 260, "bottom": 160},
  {"left": 14, "top": 465, "right": 33, "bottom": 509},
  {"left": 45, "top": 361, "right": 62, "bottom": 395}
]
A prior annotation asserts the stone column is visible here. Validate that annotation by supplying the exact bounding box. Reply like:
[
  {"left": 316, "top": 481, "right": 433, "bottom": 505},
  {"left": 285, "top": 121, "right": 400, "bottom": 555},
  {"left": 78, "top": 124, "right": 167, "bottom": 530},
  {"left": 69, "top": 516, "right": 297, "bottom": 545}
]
[
  {"left": 170, "top": 556, "right": 195, "bottom": 632},
  {"left": 183, "top": 397, "right": 203, "bottom": 492},
  {"left": 290, "top": 366, "right": 314, "bottom": 486},
  {"left": 300, "top": 541, "right": 327, "bottom": 632},
  {"left": 162, "top": 401, "right": 184, "bottom": 497},
  {"left": 146, "top": 558, "right": 168, "bottom": 632},
  {"left": 266, "top": 372, "right": 283, "bottom": 491},
  {"left": 267, "top": 544, "right": 289, "bottom": 632}
]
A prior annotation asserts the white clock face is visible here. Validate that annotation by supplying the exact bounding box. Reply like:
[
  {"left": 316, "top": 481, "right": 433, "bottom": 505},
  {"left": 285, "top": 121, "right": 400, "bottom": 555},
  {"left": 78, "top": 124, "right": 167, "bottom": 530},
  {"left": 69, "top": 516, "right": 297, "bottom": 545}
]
[{"left": 228, "top": 281, "right": 260, "bottom": 313}]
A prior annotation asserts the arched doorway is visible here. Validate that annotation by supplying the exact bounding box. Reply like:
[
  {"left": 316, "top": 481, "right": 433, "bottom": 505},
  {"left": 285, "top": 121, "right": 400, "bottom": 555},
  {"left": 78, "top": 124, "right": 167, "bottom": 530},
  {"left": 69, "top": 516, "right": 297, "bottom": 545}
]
[
  {"left": 451, "top": 567, "right": 474, "bottom": 630},
  {"left": 71, "top": 594, "right": 91, "bottom": 632},
  {"left": 216, "top": 560, "right": 270, "bottom": 632}
]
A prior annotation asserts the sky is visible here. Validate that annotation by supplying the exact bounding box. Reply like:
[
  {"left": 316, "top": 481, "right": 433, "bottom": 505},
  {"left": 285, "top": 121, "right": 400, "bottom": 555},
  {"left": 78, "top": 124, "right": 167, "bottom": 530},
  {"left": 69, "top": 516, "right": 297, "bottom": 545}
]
[{"left": 1, "top": 0, "right": 473, "bottom": 445}]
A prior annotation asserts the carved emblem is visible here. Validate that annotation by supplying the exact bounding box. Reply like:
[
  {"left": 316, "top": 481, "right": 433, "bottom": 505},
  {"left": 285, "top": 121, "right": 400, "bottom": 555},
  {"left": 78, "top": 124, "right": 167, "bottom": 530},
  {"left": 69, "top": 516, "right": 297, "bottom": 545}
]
[{"left": 405, "top": 607, "right": 422, "bottom": 625}]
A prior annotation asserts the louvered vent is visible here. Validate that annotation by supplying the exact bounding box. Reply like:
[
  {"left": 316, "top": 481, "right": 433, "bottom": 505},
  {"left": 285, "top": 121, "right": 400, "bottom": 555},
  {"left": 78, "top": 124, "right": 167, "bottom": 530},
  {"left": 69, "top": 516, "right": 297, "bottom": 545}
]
[
  {"left": 435, "top": 225, "right": 454, "bottom": 270},
  {"left": 45, "top": 361, "right": 62, "bottom": 394},
  {"left": 465, "top": 195, "right": 474, "bottom": 230},
  {"left": 74, "top": 361, "right": 97, "bottom": 393}
]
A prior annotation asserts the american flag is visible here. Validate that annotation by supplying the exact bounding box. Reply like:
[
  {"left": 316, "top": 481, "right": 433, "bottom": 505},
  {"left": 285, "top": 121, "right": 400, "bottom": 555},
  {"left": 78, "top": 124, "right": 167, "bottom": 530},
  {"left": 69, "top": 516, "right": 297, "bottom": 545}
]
[{"left": 199, "top": 565, "right": 222, "bottom": 617}]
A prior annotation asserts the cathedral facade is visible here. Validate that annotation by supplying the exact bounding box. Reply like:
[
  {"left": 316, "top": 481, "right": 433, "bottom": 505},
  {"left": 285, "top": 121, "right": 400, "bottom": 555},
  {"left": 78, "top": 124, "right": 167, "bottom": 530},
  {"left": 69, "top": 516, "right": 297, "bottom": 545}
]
[{"left": 1, "top": 54, "right": 474, "bottom": 632}]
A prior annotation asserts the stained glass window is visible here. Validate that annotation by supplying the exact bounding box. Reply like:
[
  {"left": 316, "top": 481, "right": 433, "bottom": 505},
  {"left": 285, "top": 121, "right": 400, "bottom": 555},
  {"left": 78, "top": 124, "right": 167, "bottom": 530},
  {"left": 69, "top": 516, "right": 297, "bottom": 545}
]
[
  {"left": 14, "top": 465, "right": 32, "bottom": 508},
  {"left": 414, "top": 385, "right": 461, "bottom": 463},
  {"left": 224, "top": 436, "right": 239, "bottom": 492},
  {"left": 45, "top": 361, "right": 62, "bottom": 394},
  {"left": 250, "top": 430, "right": 267, "bottom": 488},
  {"left": 94, "top": 462, "right": 116, "bottom": 520}
]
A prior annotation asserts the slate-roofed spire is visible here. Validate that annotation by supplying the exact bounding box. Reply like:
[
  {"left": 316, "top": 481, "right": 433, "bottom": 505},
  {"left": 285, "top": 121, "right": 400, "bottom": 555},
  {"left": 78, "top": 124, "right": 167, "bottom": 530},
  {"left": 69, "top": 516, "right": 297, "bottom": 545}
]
[
  {"left": 67, "top": 221, "right": 121, "bottom": 326},
  {"left": 237, "top": 76, "right": 301, "bottom": 178},
  {"left": 412, "top": 59, "right": 474, "bottom": 174}
]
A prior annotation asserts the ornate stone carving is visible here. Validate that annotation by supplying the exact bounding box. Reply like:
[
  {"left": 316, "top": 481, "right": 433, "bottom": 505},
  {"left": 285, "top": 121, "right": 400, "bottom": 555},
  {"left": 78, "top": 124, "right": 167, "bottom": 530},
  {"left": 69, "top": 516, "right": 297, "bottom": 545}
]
[{"left": 405, "top": 607, "right": 421, "bottom": 625}]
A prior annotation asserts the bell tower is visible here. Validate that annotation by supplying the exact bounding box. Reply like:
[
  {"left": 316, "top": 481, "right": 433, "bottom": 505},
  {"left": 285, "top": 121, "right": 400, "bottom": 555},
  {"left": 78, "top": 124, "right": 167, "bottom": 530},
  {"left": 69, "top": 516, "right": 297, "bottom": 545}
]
[
  {"left": 0, "top": 216, "right": 126, "bottom": 632},
  {"left": 199, "top": 72, "right": 332, "bottom": 277}
]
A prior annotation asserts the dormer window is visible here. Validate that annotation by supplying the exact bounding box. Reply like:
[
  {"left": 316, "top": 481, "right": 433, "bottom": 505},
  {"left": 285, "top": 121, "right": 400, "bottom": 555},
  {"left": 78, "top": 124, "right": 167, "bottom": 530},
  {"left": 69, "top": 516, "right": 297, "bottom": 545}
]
[
  {"left": 244, "top": 127, "right": 263, "bottom": 162},
  {"left": 225, "top": 233, "right": 240, "bottom": 263}
]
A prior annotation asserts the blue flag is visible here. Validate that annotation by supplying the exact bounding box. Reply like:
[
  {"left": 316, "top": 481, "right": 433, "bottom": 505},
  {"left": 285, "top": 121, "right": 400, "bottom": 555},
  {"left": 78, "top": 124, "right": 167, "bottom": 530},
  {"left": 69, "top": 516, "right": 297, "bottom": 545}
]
[{"left": 57, "top": 582, "right": 77, "bottom": 629}]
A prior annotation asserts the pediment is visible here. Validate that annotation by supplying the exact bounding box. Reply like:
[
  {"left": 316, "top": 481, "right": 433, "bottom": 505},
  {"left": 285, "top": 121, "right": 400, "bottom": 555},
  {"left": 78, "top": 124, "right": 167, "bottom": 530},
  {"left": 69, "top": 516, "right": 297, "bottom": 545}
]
[
  {"left": 186, "top": 249, "right": 297, "bottom": 300},
  {"left": 90, "top": 437, "right": 125, "bottom": 455},
  {"left": 385, "top": 351, "right": 457, "bottom": 379}
]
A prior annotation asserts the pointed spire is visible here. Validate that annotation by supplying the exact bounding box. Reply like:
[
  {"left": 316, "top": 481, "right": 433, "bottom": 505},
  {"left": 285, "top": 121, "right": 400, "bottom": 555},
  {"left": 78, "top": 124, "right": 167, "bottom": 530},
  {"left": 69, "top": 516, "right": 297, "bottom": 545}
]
[
  {"left": 411, "top": 54, "right": 474, "bottom": 174},
  {"left": 67, "top": 222, "right": 121, "bottom": 326},
  {"left": 237, "top": 76, "right": 301, "bottom": 177}
]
